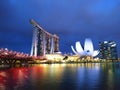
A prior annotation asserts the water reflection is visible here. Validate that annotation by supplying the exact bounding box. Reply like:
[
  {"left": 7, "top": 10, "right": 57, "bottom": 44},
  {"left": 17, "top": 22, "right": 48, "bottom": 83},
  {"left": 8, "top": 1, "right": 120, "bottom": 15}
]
[{"left": 0, "top": 63, "right": 120, "bottom": 90}]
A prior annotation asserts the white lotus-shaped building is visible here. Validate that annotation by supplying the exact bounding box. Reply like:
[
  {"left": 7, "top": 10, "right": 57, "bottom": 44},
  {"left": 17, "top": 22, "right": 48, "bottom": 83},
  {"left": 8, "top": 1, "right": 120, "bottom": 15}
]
[{"left": 71, "top": 38, "right": 99, "bottom": 57}]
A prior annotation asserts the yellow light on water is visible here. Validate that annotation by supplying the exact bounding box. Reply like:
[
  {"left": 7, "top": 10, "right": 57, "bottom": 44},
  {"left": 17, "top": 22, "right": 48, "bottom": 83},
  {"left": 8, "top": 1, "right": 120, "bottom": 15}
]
[{"left": 45, "top": 54, "right": 63, "bottom": 61}]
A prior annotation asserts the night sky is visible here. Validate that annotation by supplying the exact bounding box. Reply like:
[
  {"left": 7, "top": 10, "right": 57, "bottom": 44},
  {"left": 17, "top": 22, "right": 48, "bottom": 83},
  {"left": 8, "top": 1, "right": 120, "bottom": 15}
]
[{"left": 0, "top": 0, "right": 120, "bottom": 56}]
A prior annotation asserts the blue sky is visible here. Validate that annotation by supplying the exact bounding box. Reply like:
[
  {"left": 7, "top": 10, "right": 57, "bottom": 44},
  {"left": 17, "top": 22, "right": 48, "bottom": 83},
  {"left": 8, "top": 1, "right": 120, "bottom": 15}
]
[{"left": 0, "top": 0, "right": 120, "bottom": 56}]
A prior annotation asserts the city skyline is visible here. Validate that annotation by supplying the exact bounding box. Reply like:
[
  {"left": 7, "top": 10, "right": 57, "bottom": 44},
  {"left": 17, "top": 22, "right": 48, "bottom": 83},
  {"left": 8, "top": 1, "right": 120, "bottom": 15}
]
[{"left": 0, "top": 0, "right": 120, "bottom": 56}]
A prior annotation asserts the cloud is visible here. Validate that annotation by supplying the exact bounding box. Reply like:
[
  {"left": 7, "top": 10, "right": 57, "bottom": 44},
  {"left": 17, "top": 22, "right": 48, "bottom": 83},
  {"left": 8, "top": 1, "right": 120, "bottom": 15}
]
[{"left": 0, "top": 0, "right": 120, "bottom": 56}]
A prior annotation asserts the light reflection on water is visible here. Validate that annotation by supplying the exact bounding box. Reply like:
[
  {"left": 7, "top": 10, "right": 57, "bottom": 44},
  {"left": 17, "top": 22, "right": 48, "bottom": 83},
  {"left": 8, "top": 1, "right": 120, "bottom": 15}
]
[{"left": 0, "top": 63, "right": 120, "bottom": 90}]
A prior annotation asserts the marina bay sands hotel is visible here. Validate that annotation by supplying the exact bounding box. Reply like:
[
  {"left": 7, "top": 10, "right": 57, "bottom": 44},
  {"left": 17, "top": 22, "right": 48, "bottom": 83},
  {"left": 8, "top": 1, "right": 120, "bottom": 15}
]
[{"left": 30, "top": 19, "right": 59, "bottom": 56}]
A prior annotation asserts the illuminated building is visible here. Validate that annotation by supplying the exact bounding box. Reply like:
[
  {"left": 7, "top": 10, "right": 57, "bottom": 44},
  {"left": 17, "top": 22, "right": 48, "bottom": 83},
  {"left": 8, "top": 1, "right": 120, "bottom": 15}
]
[
  {"left": 30, "top": 19, "right": 59, "bottom": 56},
  {"left": 99, "top": 41, "right": 118, "bottom": 60},
  {"left": 71, "top": 38, "right": 99, "bottom": 58}
]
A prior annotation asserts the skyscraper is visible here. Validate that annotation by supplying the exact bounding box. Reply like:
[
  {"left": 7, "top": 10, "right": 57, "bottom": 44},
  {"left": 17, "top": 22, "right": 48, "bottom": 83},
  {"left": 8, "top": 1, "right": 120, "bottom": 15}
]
[
  {"left": 99, "top": 41, "right": 118, "bottom": 60},
  {"left": 30, "top": 19, "right": 59, "bottom": 56}
]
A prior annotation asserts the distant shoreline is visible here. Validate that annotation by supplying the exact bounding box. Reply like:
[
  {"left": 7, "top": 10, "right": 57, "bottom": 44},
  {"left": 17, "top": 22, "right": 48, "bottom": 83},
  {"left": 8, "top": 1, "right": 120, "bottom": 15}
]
[
  {"left": 0, "top": 58, "right": 119, "bottom": 66},
  {"left": 0, "top": 61, "right": 120, "bottom": 68}
]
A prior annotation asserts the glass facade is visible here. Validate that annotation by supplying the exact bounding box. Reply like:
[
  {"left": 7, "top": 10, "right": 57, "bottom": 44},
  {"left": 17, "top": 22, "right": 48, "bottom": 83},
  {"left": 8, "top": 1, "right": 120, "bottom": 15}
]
[{"left": 99, "top": 41, "right": 118, "bottom": 60}]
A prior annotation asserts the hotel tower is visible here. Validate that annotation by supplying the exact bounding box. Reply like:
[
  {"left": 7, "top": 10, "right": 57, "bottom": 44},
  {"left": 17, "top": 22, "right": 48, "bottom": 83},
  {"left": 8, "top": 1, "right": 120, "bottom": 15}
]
[{"left": 30, "top": 19, "right": 59, "bottom": 56}]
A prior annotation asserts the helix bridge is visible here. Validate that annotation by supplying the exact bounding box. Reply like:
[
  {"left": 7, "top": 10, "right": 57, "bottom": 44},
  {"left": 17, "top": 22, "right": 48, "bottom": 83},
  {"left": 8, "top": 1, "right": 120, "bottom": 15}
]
[{"left": 0, "top": 48, "right": 45, "bottom": 65}]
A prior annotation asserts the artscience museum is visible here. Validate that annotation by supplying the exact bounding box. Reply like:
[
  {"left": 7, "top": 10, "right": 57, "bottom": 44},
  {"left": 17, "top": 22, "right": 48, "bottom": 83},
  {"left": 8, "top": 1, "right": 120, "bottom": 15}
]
[{"left": 71, "top": 38, "right": 99, "bottom": 58}]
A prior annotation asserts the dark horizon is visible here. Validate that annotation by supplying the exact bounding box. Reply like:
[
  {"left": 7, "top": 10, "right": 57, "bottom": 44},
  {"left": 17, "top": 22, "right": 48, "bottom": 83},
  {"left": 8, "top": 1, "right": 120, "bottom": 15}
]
[{"left": 0, "top": 0, "right": 120, "bottom": 56}]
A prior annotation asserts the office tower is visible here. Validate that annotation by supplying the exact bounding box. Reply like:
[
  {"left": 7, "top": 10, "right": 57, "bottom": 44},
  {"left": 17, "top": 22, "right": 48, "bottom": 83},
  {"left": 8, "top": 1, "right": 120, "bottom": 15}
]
[{"left": 99, "top": 41, "right": 118, "bottom": 60}]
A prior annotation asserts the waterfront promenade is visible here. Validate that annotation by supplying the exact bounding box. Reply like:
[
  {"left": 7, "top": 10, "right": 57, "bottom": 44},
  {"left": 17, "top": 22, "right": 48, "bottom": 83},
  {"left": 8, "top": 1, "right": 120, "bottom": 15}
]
[{"left": 0, "top": 48, "right": 119, "bottom": 66}]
